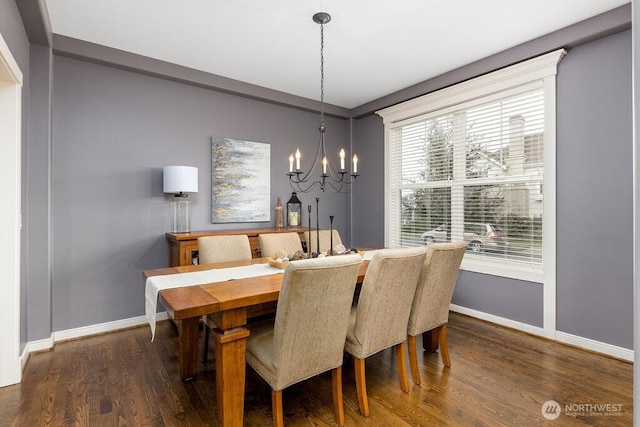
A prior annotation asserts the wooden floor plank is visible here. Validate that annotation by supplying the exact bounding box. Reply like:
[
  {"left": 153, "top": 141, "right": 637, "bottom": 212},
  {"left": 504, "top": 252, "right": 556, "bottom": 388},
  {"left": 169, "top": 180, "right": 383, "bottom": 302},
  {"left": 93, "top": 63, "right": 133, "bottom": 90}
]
[{"left": 0, "top": 313, "right": 632, "bottom": 426}]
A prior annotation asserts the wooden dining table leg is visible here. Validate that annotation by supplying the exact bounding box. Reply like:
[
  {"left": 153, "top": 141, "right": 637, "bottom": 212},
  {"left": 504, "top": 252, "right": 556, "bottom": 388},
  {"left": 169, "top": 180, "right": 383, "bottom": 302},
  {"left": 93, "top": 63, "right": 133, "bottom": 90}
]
[
  {"left": 213, "top": 309, "right": 250, "bottom": 427},
  {"left": 213, "top": 326, "right": 250, "bottom": 426},
  {"left": 178, "top": 317, "right": 200, "bottom": 381},
  {"left": 422, "top": 328, "right": 440, "bottom": 353}
]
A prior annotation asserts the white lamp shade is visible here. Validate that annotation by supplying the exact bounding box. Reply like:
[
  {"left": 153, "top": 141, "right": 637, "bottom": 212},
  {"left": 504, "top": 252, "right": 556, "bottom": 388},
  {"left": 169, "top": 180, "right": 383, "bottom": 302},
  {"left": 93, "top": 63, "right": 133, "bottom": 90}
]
[{"left": 163, "top": 166, "right": 198, "bottom": 193}]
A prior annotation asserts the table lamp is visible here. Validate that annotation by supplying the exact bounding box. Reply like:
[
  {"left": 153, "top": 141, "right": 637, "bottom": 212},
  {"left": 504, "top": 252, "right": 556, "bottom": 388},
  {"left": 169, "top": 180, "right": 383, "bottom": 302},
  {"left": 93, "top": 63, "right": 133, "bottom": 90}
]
[{"left": 163, "top": 166, "right": 198, "bottom": 233}]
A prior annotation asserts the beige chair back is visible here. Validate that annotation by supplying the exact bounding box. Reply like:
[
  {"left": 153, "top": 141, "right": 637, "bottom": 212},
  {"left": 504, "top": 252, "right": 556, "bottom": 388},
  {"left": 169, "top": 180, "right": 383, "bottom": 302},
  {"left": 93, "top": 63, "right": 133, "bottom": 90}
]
[
  {"left": 303, "top": 230, "right": 343, "bottom": 254},
  {"left": 247, "top": 254, "right": 362, "bottom": 391},
  {"left": 345, "top": 247, "right": 427, "bottom": 359},
  {"left": 197, "top": 235, "right": 252, "bottom": 264},
  {"left": 258, "top": 232, "right": 302, "bottom": 257},
  {"left": 408, "top": 241, "right": 467, "bottom": 336}
]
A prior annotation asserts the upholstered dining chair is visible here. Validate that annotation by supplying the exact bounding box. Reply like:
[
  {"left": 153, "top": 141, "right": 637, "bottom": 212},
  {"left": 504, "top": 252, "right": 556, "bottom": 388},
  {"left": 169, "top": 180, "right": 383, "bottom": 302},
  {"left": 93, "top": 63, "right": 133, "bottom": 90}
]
[
  {"left": 258, "top": 232, "right": 303, "bottom": 258},
  {"left": 245, "top": 254, "right": 362, "bottom": 427},
  {"left": 197, "top": 235, "right": 253, "bottom": 362},
  {"left": 198, "top": 234, "right": 252, "bottom": 264},
  {"left": 407, "top": 241, "right": 467, "bottom": 385},
  {"left": 344, "top": 247, "right": 427, "bottom": 417},
  {"left": 303, "top": 229, "right": 343, "bottom": 254}
]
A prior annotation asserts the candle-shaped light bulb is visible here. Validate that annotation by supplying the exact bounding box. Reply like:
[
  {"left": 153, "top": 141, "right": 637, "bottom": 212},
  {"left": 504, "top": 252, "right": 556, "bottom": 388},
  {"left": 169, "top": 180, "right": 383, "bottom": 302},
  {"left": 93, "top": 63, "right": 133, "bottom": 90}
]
[
  {"left": 289, "top": 153, "right": 294, "bottom": 172},
  {"left": 353, "top": 154, "right": 358, "bottom": 173},
  {"left": 339, "top": 148, "right": 346, "bottom": 170},
  {"left": 322, "top": 156, "right": 328, "bottom": 174},
  {"left": 295, "top": 148, "right": 301, "bottom": 170}
]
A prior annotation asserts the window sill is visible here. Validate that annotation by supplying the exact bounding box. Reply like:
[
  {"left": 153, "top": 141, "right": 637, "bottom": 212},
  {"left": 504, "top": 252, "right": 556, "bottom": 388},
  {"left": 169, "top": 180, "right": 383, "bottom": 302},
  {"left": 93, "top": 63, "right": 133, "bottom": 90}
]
[{"left": 461, "top": 255, "right": 543, "bottom": 283}]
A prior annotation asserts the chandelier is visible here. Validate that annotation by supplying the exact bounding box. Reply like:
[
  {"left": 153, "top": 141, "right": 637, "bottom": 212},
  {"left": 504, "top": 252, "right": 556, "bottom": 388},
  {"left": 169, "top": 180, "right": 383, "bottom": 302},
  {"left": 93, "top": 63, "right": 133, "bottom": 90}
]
[{"left": 287, "top": 12, "right": 359, "bottom": 193}]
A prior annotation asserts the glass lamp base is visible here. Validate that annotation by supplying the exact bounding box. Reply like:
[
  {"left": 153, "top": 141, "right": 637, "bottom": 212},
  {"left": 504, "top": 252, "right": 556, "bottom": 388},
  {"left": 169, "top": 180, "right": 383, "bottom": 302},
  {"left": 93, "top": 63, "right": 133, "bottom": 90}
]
[{"left": 171, "top": 197, "right": 191, "bottom": 233}]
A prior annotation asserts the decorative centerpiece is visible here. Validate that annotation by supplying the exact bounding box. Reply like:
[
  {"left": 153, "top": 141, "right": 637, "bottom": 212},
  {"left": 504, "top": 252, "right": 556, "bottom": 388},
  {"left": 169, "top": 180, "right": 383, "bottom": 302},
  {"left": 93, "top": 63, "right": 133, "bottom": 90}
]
[{"left": 268, "top": 249, "right": 308, "bottom": 269}]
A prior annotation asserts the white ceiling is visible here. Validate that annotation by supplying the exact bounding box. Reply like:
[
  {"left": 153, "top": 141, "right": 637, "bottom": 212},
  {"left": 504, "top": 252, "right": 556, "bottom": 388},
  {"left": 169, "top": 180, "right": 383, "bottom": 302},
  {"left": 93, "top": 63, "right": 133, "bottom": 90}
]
[{"left": 45, "top": 0, "right": 628, "bottom": 109}]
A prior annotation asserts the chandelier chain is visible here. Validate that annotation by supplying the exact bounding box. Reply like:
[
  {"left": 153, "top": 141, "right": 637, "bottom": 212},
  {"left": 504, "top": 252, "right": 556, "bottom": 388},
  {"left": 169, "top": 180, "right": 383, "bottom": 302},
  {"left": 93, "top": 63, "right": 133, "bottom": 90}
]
[{"left": 319, "top": 21, "right": 325, "bottom": 129}]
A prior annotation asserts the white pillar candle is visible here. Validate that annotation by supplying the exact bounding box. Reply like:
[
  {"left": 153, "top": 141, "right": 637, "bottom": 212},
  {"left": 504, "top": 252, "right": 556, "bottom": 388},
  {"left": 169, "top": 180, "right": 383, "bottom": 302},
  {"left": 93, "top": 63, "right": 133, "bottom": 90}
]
[
  {"left": 353, "top": 154, "right": 358, "bottom": 173},
  {"left": 289, "top": 154, "right": 294, "bottom": 172},
  {"left": 322, "top": 156, "right": 328, "bottom": 174},
  {"left": 288, "top": 211, "right": 299, "bottom": 226},
  {"left": 295, "top": 148, "right": 301, "bottom": 170},
  {"left": 339, "top": 148, "right": 345, "bottom": 170}
]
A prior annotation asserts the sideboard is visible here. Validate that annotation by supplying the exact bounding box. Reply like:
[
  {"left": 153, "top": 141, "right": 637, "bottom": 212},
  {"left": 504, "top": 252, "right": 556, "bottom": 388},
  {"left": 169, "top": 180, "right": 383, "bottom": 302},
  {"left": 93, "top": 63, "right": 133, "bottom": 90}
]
[{"left": 165, "top": 227, "right": 309, "bottom": 267}]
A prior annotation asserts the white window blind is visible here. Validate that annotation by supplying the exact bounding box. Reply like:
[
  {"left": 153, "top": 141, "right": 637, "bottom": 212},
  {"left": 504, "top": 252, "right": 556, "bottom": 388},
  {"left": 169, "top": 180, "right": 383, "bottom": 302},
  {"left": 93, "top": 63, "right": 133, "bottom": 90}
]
[
  {"left": 381, "top": 50, "right": 565, "bottom": 279},
  {"left": 389, "top": 85, "right": 544, "bottom": 266}
]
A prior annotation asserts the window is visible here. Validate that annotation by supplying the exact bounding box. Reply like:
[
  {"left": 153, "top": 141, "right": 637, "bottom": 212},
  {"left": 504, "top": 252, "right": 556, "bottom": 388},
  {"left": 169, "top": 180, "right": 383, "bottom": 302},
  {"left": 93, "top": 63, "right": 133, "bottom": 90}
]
[{"left": 378, "top": 50, "right": 565, "bottom": 281}]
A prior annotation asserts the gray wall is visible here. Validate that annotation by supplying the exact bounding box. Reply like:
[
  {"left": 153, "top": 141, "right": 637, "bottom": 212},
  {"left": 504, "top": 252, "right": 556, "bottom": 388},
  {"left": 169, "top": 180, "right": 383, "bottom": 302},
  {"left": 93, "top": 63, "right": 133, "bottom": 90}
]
[
  {"left": 0, "top": 0, "right": 29, "bottom": 68},
  {"left": 26, "top": 43, "right": 52, "bottom": 341},
  {"left": 632, "top": 0, "right": 639, "bottom": 415},
  {"left": 1, "top": 0, "right": 31, "bottom": 351},
  {"left": 556, "top": 30, "right": 633, "bottom": 348},
  {"left": 453, "top": 273, "right": 543, "bottom": 327},
  {"left": 351, "top": 30, "right": 633, "bottom": 349},
  {"left": 49, "top": 55, "right": 351, "bottom": 333},
  {"left": 352, "top": 114, "right": 385, "bottom": 248}
]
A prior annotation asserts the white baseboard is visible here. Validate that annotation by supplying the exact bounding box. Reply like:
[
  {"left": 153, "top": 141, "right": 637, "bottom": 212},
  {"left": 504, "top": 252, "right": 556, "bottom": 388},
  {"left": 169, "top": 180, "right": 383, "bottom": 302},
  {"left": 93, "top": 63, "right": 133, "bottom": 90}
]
[
  {"left": 53, "top": 312, "right": 169, "bottom": 342},
  {"left": 450, "top": 304, "right": 634, "bottom": 361},
  {"left": 20, "top": 344, "right": 31, "bottom": 374},
  {"left": 450, "top": 304, "right": 547, "bottom": 337},
  {"left": 555, "top": 331, "right": 633, "bottom": 362},
  {"left": 24, "top": 335, "right": 54, "bottom": 354},
  {"left": 22, "top": 311, "right": 169, "bottom": 359}
]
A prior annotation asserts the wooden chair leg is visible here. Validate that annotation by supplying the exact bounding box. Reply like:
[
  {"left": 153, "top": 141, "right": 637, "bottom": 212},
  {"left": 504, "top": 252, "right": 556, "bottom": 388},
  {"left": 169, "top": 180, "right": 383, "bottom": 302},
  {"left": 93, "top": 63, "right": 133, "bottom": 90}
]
[
  {"left": 395, "top": 342, "right": 409, "bottom": 392},
  {"left": 407, "top": 335, "right": 421, "bottom": 385},
  {"left": 438, "top": 325, "right": 451, "bottom": 367},
  {"left": 331, "top": 367, "right": 345, "bottom": 426},
  {"left": 354, "top": 357, "right": 370, "bottom": 417},
  {"left": 271, "top": 389, "right": 284, "bottom": 427}
]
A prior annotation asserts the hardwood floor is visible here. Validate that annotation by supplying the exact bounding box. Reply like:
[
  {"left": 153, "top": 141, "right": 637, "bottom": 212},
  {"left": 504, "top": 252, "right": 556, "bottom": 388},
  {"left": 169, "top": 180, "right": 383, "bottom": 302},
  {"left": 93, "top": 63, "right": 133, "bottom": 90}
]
[{"left": 0, "top": 313, "right": 632, "bottom": 426}]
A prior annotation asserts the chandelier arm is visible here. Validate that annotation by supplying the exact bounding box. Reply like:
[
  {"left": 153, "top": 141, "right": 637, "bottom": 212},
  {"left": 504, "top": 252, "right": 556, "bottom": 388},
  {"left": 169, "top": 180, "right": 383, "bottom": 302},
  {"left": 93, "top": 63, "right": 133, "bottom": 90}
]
[
  {"left": 334, "top": 174, "right": 359, "bottom": 186},
  {"left": 326, "top": 158, "right": 348, "bottom": 181},
  {"left": 326, "top": 180, "right": 354, "bottom": 194},
  {"left": 327, "top": 158, "right": 360, "bottom": 182},
  {"left": 326, "top": 181, "right": 343, "bottom": 193},
  {"left": 288, "top": 177, "right": 321, "bottom": 193},
  {"left": 294, "top": 131, "right": 326, "bottom": 184}
]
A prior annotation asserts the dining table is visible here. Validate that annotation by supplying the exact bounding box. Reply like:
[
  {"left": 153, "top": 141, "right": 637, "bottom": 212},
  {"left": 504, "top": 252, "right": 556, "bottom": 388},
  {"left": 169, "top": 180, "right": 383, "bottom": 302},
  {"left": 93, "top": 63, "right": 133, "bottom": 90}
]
[
  {"left": 143, "top": 251, "right": 438, "bottom": 426},
  {"left": 143, "top": 255, "right": 366, "bottom": 426}
]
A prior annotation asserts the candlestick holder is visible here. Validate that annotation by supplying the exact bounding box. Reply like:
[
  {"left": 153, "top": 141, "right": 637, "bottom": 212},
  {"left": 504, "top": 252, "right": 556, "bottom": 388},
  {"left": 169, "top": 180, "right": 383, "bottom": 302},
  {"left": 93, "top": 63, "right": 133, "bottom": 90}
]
[
  {"left": 329, "top": 215, "right": 334, "bottom": 255},
  {"left": 307, "top": 204, "right": 312, "bottom": 254},
  {"left": 315, "top": 197, "right": 320, "bottom": 255}
]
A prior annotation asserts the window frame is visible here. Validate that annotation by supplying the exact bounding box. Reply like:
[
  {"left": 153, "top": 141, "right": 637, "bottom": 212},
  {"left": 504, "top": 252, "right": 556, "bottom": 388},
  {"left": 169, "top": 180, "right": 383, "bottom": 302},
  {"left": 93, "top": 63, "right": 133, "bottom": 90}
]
[{"left": 377, "top": 49, "right": 565, "bottom": 283}]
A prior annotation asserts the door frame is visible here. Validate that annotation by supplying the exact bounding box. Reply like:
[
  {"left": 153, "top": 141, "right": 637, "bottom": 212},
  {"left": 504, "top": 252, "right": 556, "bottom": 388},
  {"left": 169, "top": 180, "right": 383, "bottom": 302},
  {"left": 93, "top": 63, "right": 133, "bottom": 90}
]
[{"left": 0, "top": 30, "right": 23, "bottom": 387}]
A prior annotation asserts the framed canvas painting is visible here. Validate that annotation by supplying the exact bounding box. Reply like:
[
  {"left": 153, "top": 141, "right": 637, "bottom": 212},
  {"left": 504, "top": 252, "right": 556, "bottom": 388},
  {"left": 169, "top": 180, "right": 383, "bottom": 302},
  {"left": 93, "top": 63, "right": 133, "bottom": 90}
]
[{"left": 211, "top": 136, "right": 270, "bottom": 223}]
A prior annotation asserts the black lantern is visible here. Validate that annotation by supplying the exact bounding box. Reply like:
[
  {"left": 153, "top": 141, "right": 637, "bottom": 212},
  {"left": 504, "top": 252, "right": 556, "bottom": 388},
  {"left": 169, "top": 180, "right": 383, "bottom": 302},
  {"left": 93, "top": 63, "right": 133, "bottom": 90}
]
[{"left": 286, "top": 192, "right": 302, "bottom": 227}]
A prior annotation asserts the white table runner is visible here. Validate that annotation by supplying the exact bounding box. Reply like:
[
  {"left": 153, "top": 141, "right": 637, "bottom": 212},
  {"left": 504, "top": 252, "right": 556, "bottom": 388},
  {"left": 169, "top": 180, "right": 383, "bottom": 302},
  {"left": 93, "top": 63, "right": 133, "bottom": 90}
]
[{"left": 145, "top": 263, "right": 282, "bottom": 340}]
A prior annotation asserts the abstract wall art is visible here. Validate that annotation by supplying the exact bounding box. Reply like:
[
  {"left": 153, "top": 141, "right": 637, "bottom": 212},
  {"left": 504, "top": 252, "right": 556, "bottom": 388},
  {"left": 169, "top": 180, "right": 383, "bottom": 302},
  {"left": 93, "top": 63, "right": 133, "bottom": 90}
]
[{"left": 211, "top": 136, "right": 270, "bottom": 223}]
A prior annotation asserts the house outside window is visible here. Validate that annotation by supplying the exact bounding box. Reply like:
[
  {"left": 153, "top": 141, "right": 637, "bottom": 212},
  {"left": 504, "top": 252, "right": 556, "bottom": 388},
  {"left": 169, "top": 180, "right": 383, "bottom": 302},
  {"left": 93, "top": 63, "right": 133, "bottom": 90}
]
[{"left": 377, "top": 50, "right": 565, "bottom": 282}]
